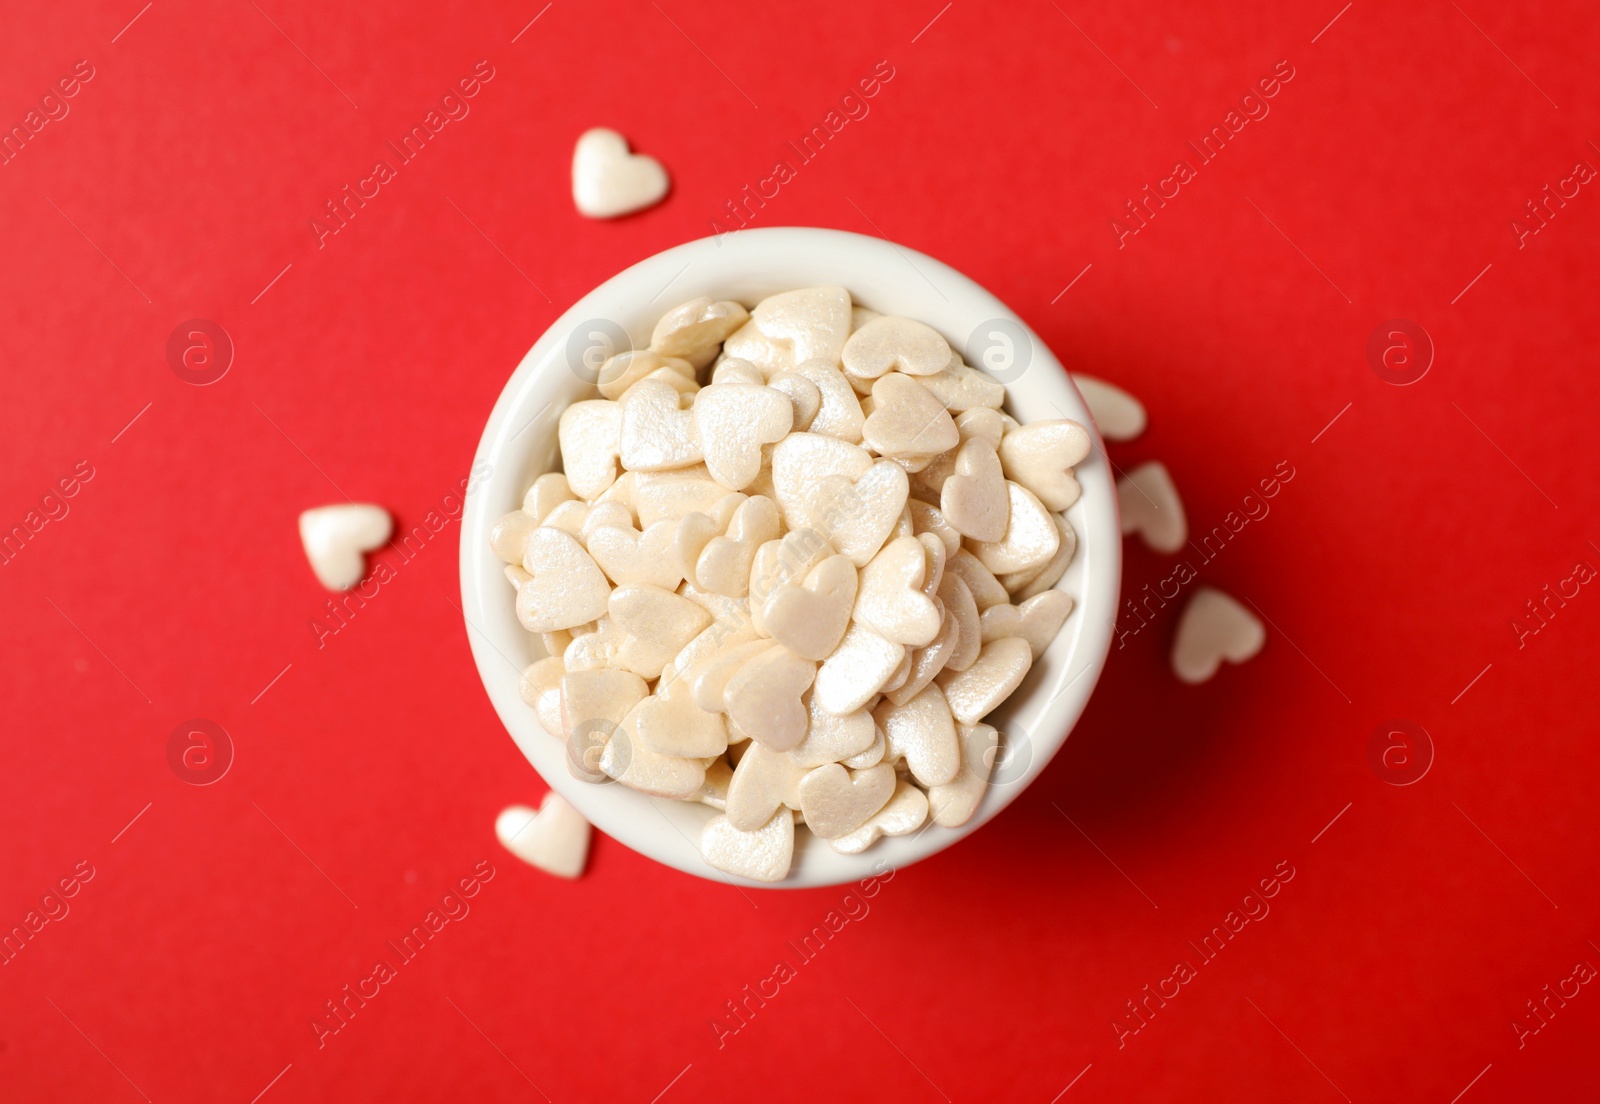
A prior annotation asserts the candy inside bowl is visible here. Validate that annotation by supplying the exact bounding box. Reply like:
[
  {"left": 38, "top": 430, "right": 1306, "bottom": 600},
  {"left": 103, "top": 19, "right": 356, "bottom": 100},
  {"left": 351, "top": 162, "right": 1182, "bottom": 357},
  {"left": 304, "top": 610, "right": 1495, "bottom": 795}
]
[{"left": 460, "top": 227, "right": 1121, "bottom": 888}]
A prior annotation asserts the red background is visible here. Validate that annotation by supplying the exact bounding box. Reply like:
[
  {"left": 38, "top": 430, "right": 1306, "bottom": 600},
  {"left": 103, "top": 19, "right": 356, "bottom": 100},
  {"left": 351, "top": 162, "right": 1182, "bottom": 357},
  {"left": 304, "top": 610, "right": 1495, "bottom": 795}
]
[{"left": 3, "top": 1, "right": 1598, "bottom": 1100}]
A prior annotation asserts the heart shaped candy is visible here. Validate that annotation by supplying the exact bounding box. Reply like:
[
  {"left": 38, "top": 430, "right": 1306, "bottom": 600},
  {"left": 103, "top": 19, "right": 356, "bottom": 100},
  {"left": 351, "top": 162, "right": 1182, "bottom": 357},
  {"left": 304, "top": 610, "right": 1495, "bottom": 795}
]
[
  {"left": 516, "top": 528, "right": 612, "bottom": 632},
  {"left": 927, "top": 723, "right": 999, "bottom": 828},
  {"left": 936, "top": 636, "right": 1032, "bottom": 726},
  {"left": 997, "top": 419, "right": 1092, "bottom": 512},
  {"left": 1071, "top": 373, "right": 1147, "bottom": 441},
  {"left": 787, "top": 359, "right": 864, "bottom": 442},
  {"left": 805, "top": 460, "right": 909, "bottom": 567},
  {"left": 723, "top": 645, "right": 817, "bottom": 751},
  {"left": 586, "top": 517, "right": 683, "bottom": 590},
  {"left": 650, "top": 296, "right": 750, "bottom": 358},
  {"left": 874, "top": 684, "right": 960, "bottom": 787},
  {"left": 619, "top": 378, "right": 702, "bottom": 472},
  {"left": 1171, "top": 587, "right": 1265, "bottom": 684},
  {"left": 762, "top": 553, "right": 858, "bottom": 661},
  {"left": 606, "top": 583, "right": 712, "bottom": 680},
  {"left": 827, "top": 780, "right": 929, "bottom": 854},
  {"left": 700, "top": 810, "right": 794, "bottom": 882},
  {"left": 788, "top": 691, "right": 877, "bottom": 767},
  {"left": 694, "top": 496, "right": 780, "bottom": 598},
  {"left": 1118, "top": 461, "right": 1187, "bottom": 554},
  {"left": 861, "top": 373, "right": 959, "bottom": 459},
  {"left": 724, "top": 741, "right": 806, "bottom": 830},
  {"left": 968, "top": 482, "right": 1060, "bottom": 575},
  {"left": 693, "top": 382, "right": 794, "bottom": 491},
  {"left": 558, "top": 400, "right": 624, "bottom": 499},
  {"left": 769, "top": 433, "right": 873, "bottom": 528},
  {"left": 523, "top": 472, "right": 575, "bottom": 522},
  {"left": 495, "top": 793, "right": 591, "bottom": 879},
  {"left": 723, "top": 287, "right": 852, "bottom": 376},
  {"left": 571, "top": 127, "right": 669, "bottom": 219},
  {"left": 813, "top": 623, "right": 905, "bottom": 715},
  {"left": 797, "top": 762, "right": 896, "bottom": 839},
  {"left": 852, "top": 536, "right": 942, "bottom": 647},
  {"left": 841, "top": 316, "right": 952, "bottom": 378},
  {"left": 939, "top": 438, "right": 1008, "bottom": 541},
  {"left": 490, "top": 509, "right": 536, "bottom": 566},
  {"left": 979, "top": 589, "right": 1075, "bottom": 658},
  {"left": 299, "top": 503, "right": 392, "bottom": 591},
  {"left": 518, "top": 656, "right": 566, "bottom": 738}
]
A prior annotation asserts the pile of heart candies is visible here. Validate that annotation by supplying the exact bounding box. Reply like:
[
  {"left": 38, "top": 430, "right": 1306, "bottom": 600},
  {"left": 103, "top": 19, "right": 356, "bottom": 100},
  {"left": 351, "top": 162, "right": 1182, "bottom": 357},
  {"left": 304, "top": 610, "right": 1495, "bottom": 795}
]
[{"left": 491, "top": 288, "right": 1088, "bottom": 881}]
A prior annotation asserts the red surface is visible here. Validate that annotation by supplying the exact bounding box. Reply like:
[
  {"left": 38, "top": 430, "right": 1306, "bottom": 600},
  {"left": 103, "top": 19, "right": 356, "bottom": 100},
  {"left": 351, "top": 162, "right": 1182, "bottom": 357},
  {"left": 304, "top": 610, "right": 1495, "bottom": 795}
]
[{"left": 2, "top": 1, "right": 1598, "bottom": 1100}]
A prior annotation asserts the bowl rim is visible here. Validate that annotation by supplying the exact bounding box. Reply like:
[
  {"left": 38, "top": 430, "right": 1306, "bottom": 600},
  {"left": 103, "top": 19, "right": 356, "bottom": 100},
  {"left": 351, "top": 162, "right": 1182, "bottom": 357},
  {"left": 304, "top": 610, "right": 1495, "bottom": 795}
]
[{"left": 459, "top": 225, "right": 1121, "bottom": 888}]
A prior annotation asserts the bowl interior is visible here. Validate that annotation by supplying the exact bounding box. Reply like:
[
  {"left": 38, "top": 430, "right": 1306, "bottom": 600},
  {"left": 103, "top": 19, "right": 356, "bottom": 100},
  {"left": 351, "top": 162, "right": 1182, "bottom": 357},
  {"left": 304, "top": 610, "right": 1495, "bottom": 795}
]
[{"left": 460, "top": 226, "right": 1121, "bottom": 888}]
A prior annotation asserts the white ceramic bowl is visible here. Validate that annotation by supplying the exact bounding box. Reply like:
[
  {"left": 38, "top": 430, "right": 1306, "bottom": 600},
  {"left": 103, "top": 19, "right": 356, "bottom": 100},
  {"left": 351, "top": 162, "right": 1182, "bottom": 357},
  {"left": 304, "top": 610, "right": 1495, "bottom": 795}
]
[{"left": 460, "top": 227, "right": 1120, "bottom": 888}]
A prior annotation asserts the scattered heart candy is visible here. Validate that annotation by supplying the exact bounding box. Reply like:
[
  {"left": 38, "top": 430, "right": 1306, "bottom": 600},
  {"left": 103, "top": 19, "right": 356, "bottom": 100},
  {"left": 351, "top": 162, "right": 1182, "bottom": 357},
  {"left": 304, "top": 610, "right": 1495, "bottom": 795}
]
[
  {"left": 299, "top": 503, "right": 392, "bottom": 591},
  {"left": 1071, "top": 373, "right": 1147, "bottom": 441},
  {"left": 572, "top": 127, "right": 669, "bottom": 219},
  {"left": 496, "top": 793, "right": 591, "bottom": 879},
  {"left": 1171, "top": 587, "right": 1265, "bottom": 684},
  {"left": 1118, "top": 461, "right": 1187, "bottom": 554},
  {"left": 496, "top": 288, "right": 1092, "bottom": 879}
]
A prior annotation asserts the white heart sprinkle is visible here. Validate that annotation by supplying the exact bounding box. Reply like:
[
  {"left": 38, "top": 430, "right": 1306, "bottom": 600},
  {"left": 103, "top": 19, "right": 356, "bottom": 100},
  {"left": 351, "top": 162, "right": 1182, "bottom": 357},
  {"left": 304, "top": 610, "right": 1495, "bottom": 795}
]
[
  {"left": 558, "top": 400, "right": 624, "bottom": 499},
  {"left": 724, "top": 287, "right": 852, "bottom": 377},
  {"left": 797, "top": 762, "right": 896, "bottom": 839},
  {"left": 1171, "top": 587, "right": 1265, "bottom": 684},
  {"left": 979, "top": 589, "right": 1075, "bottom": 658},
  {"left": 571, "top": 127, "right": 669, "bottom": 219},
  {"left": 762, "top": 553, "right": 858, "bottom": 661},
  {"left": 495, "top": 793, "right": 591, "bottom": 879},
  {"left": 927, "top": 723, "right": 999, "bottom": 828},
  {"left": 693, "top": 382, "right": 794, "bottom": 491},
  {"left": 1118, "top": 461, "right": 1187, "bottom": 554},
  {"left": 586, "top": 517, "right": 683, "bottom": 590},
  {"left": 1071, "top": 373, "right": 1147, "bottom": 441},
  {"left": 936, "top": 636, "right": 1032, "bottom": 726},
  {"left": 619, "top": 378, "right": 702, "bottom": 472},
  {"left": 861, "top": 373, "right": 959, "bottom": 459},
  {"left": 299, "top": 503, "right": 392, "bottom": 591},
  {"left": 813, "top": 623, "right": 905, "bottom": 715},
  {"left": 841, "top": 315, "right": 952, "bottom": 378},
  {"left": 874, "top": 684, "right": 960, "bottom": 787},
  {"left": 804, "top": 460, "right": 909, "bottom": 567},
  {"left": 516, "top": 528, "right": 612, "bottom": 633},
  {"left": 939, "top": 438, "right": 1009, "bottom": 541},
  {"left": 700, "top": 810, "right": 794, "bottom": 882},
  {"left": 828, "top": 780, "right": 929, "bottom": 854},
  {"left": 723, "top": 644, "right": 817, "bottom": 751},
  {"left": 789, "top": 691, "right": 877, "bottom": 767},
  {"left": 852, "top": 536, "right": 942, "bottom": 647},
  {"left": 968, "top": 482, "right": 1060, "bottom": 575},
  {"left": 650, "top": 296, "right": 749, "bottom": 358},
  {"left": 725, "top": 741, "right": 806, "bottom": 830},
  {"left": 997, "top": 419, "right": 1092, "bottom": 512}
]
